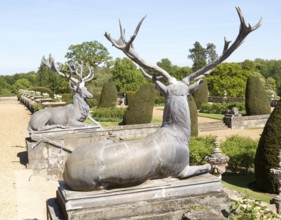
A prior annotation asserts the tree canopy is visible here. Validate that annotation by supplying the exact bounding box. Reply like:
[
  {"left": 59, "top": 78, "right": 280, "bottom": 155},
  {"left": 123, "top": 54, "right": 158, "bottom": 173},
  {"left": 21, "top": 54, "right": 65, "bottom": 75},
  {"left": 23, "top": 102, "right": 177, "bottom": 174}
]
[
  {"left": 111, "top": 57, "right": 147, "bottom": 92},
  {"left": 65, "top": 41, "right": 112, "bottom": 68},
  {"left": 206, "top": 63, "right": 253, "bottom": 97}
]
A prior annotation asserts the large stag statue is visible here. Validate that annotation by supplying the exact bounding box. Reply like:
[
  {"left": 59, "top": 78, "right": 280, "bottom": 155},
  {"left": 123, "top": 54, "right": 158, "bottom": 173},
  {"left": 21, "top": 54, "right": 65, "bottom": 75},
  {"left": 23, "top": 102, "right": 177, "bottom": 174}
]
[
  {"left": 63, "top": 7, "right": 261, "bottom": 191},
  {"left": 28, "top": 57, "right": 101, "bottom": 132}
]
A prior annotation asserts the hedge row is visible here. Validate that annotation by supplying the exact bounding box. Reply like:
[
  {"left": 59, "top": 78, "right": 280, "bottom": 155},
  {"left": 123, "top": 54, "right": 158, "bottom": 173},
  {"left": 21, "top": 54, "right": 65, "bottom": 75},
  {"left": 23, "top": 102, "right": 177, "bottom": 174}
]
[
  {"left": 189, "top": 135, "right": 258, "bottom": 174},
  {"left": 199, "top": 102, "right": 245, "bottom": 114}
]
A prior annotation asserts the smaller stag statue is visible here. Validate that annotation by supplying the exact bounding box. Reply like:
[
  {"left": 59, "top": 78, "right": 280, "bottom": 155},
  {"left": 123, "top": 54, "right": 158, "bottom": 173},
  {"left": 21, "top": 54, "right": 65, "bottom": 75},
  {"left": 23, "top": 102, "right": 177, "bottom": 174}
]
[
  {"left": 28, "top": 57, "right": 100, "bottom": 132},
  {"left": 63, "top": 7, "right": 261, "bottom": 191}
]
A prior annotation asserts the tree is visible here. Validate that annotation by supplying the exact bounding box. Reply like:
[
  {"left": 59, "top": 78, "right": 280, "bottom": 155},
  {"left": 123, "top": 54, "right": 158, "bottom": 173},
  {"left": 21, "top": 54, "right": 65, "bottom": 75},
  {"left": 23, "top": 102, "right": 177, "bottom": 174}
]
[
  {"left": 206, "top": 63, "right": 253, "bottom": 97},
  {"left": 12, "top": 78, "right": 32, "bottom": 94},
  {"left": 188, "top": 41, "right": 207, "bottom": 71},
  {"left": 111, "top": 57, "right": 146, "bottom": 92},
  {"left": 65, "top": 41, "right": 112, "bottom": 68},
  {"left": 37, "top": 55, "right": 70, "bottom": 94},
  {"left": 255, "top": 100, "right": 281, "bottom": 193},
  {"left": 157, "top": 58, "right": 173, "bottom": 73},
  {"left": 172, "top": 66, "right": 192, "bottom": 81},
  {"left": 206, "top": 43, "right": 218, "bottom": 64},
  {"left": 245, "top": 76, "right": 271, "bottom": 115}
]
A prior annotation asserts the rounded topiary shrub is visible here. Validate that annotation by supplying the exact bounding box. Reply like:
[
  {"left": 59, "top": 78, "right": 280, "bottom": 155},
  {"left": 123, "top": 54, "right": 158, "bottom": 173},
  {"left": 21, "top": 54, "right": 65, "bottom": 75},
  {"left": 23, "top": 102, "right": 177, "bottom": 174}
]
[
  {"left": 123, "top": 84, "right": 155, "bottom": 125},
  {"left": 188, "top": 95, "right": 198, "bottom": 136},
  {"left": 192, "top": 80, "right": 208, "bottom": 109},
  {"left": 255, "top": 100, "right": 281, "bottom": 193},
  {"left": 98, "top": 82, "right": 117, "bottom": 108},
  {"left": 245, "top": 76, "right": 271, "bottom": 115}
]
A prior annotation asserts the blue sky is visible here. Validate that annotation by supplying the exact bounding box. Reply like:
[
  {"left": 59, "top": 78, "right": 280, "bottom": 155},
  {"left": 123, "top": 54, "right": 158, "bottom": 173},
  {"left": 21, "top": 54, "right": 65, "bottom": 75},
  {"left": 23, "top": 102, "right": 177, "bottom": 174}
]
[{"left": 0, "top": 0, "right": 280, "bottom": 75}]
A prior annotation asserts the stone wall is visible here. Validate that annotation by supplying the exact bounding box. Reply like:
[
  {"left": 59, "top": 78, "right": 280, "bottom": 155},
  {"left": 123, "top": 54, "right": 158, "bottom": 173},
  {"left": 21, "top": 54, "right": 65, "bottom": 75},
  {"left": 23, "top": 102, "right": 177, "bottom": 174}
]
[{"left": 223, "top": 114, "right": 269, "bottom": 129}]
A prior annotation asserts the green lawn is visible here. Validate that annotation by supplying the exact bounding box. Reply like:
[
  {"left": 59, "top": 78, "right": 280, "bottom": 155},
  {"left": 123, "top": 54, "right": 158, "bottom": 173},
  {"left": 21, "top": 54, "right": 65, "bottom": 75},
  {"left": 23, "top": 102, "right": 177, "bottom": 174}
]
[
  {"left": 222, "top": 174, "right": 274, "bottom": 203},
  {"left": 198, "top": 112, "right": 224, "bottom": 120}
]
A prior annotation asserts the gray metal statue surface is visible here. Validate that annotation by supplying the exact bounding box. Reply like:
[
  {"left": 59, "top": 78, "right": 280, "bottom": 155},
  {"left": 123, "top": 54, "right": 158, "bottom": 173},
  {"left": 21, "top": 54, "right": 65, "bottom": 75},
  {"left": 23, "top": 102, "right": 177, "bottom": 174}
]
[
  {"left": 28, "top": 58, "right": 99, "bottom": 132},
  {"left": 63, "top": 7, "right": 261, "bottom": 191}
]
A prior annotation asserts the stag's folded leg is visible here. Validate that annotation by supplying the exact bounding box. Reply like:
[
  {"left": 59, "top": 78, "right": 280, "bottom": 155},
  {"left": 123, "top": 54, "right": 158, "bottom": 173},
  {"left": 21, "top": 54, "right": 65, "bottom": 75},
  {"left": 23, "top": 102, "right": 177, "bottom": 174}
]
[
  {"left": 39, "top": 124, "right": 66, "bottom": 131},
  {"left": 177, "top": 164, "right": 211, "bottom": 179}
]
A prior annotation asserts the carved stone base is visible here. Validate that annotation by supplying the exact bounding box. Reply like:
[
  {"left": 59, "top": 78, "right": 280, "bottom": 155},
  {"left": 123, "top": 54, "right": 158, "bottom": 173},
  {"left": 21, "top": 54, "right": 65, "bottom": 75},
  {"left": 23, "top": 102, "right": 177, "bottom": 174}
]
[{"left": 47, "top": 174, "right": 230, "bottom": 219}]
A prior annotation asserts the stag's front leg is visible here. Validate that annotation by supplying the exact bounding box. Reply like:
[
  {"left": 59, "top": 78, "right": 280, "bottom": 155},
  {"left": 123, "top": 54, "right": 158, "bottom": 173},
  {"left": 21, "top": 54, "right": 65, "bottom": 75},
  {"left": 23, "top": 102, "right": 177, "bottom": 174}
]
[{"left": 177, "top": 164, "right": 211, "bottom": 179}]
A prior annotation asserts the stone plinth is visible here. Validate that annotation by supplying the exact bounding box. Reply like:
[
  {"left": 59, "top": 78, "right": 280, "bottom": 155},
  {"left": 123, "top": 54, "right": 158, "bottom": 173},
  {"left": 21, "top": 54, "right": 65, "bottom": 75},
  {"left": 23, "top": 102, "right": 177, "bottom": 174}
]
[{"left": 47, "top": 174, "right": 230, "bottom": 219}]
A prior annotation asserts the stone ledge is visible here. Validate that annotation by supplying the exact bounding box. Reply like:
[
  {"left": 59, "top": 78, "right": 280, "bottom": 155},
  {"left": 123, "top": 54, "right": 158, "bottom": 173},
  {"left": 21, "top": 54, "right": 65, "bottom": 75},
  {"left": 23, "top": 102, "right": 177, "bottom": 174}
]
[{"left": 47, "top": 174, "right": 230, "bottom": 219}]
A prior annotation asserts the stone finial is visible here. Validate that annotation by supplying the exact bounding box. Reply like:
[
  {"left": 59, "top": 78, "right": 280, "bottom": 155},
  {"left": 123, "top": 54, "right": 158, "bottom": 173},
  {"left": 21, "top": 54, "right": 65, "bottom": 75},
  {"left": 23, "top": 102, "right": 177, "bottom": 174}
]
[
  {"left": 270, "top": 149, "right": 281, "bottom": 213},
  {"left": 205, "top": 137, "right": 229, "bottom": 179}
]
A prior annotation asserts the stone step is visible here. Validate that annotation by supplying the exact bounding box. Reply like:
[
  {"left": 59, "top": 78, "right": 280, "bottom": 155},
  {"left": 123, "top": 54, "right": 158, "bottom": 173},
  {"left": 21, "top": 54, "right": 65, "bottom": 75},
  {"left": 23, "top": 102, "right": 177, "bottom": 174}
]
[{"left": 198, "top": 121, "right": 228, "bottom": 132}]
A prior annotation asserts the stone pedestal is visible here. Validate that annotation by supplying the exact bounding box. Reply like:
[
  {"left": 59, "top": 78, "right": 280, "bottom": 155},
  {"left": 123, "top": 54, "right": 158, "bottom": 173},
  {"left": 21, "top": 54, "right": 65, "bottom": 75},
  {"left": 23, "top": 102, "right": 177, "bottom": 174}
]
[{"left": 47, "top": 174, "right": 230, "bottom": 219}]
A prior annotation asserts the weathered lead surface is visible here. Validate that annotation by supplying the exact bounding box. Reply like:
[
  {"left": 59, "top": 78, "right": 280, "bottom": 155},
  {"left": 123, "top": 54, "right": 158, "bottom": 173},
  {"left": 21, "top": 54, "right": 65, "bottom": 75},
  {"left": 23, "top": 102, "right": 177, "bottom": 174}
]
[{"left": 63, "top": 7, "right": 261, "bottom": 191}]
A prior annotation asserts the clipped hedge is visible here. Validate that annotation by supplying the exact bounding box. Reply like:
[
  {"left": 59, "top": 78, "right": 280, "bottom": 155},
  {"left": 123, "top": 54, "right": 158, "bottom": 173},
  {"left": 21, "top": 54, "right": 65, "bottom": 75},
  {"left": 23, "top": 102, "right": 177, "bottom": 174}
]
[
  {"left": 189, "top": 136, "right": 215, "bottom": 165},
  {"left": 90, "top": 107, "right": 126, "bottom": 122},
  {"left": 188, "top": 95, "right": 198, "bottom": 136},
  {"left": 245, "top": 76, "right": 271, "bottom": 115},
  {"left": 192, "top": 80, "right": 208, "bottom": 109},
  {"left": 255, "top": 99, "right": 281, "bottom": 193},
  {"left": 123, "top": 84, "right": 155, "bottom": 125},
  {"left": 98, "top": 82, "right": 117, "bottom": 108},
  {"left": 189, "top": 135, "right": 258, "bottom": 174},
  {"left": 220, "top": 135, "right": 258, "bottom": 174},
  {"left": 200, "top": 102, "right": 245, "bottom": 114}
]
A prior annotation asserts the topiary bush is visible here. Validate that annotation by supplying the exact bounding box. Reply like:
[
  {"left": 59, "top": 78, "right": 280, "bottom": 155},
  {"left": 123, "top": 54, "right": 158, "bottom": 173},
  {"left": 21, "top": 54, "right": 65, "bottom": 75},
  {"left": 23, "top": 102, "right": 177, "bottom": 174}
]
[
  {"left": 255, "top": 99, "right": 281, "bottom": 193},
  {"left": 123, "top": 84, "right": 155, "bottom": 125},
  {"left": 91, "top": 107, "right": 126, "bottom": 122},
  {"left": 192, "top": 80, "right": 208, "bottom": 109},
  {"left": 200, "top": 102, "right": 245, "bottom": 114},
  {"left": 188, "top": 95, "right": 198, "bottom": 136},
  {"left": 98, "top": 82, "right": 117, "bottom": 108},
  {"left": 220, "top": 135, "right": 258, "bottom": 174},
  {"left": 245, "top": 76, "right": 271, "bottom": 115},
  {"left": 189, "top": 136, "right": 215, "bottom": 165}
]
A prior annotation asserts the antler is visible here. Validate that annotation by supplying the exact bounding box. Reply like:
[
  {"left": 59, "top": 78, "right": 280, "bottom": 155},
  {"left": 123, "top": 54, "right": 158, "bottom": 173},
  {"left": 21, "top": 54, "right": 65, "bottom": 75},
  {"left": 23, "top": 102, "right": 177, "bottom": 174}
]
[
  {"left": 41, "top": 57, "right": 94, "bottom": 84},
  {"left": 182, "top": 7, "right": 262, "bottom": 84},
  {"left": 105, "top": 16, "right": 175, "bottom": 84}
]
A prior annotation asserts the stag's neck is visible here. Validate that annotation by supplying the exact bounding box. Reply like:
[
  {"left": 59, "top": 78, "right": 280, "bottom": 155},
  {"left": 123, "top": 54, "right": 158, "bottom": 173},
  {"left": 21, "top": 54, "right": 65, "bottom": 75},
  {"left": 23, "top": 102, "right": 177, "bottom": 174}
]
[
  {"left": 161, "top": 92, "right": 190, "bottom": 139},
  {"left": 73, "top": 93, "right": 90, "bottom": 116}
]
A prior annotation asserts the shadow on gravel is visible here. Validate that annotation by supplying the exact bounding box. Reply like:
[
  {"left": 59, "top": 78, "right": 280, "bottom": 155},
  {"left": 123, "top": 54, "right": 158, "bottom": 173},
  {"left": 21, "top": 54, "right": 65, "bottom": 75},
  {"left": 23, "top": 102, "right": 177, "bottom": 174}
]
[{"left": 17, "top": 151, "right": 28, "bottom": 166}]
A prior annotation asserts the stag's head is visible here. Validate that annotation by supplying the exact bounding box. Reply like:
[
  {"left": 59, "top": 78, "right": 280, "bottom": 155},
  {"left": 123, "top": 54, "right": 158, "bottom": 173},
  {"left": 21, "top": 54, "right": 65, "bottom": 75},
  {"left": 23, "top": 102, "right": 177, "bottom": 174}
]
[
  {"left": 41, "top": 57, "right": 94, "bottom": 99},
  {"left": 105, "top": 7, "right": 262, "bottom": 98}
]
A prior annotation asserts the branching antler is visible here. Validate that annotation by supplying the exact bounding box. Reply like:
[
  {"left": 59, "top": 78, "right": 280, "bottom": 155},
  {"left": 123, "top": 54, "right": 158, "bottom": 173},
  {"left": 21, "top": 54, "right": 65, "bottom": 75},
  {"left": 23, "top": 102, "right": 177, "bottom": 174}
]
[
  {"left": 105, "top": 16, "right": 175, "bottom": 84},
  {"left": 41, "top": 57, "right": 94, "bottom": 84},
  {"left": 182, "top": 7, "right": 262, "bottom": 84}
]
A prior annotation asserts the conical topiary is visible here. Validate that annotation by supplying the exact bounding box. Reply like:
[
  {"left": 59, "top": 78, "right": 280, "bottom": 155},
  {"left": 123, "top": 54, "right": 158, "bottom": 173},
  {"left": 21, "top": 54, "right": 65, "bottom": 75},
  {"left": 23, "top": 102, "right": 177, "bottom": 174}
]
[
  {"left": 123, "top": 84, "right": 155, "bottom": 125},
  {"left": 98, "top": 82, "right": 117, "bottom": 108},
  {"left": 192, "top": 80, "right": 208, "bottom": 109},
  {"left": 255, "top": 100, "right": 281, "bottom": 193},
  {"left": 188, "top": 95, "right": 198, "bottom": 136},
  {"left": 245, "top": 76, "right": 271, "bottom": 115}
]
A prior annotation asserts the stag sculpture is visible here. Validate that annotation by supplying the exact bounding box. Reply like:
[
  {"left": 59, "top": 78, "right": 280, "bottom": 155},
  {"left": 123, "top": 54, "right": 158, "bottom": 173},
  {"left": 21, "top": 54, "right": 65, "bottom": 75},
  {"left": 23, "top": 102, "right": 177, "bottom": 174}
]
[
  {"left": 28, "top": 57, "right": 100, "bottom": 132},
  {"left": 63, "top": 7, "right": 261, "bottom": 191}
]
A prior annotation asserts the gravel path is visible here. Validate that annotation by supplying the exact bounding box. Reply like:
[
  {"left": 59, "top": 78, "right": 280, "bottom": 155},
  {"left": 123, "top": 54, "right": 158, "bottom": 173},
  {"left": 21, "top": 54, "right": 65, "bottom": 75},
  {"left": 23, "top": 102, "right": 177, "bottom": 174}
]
[
  {"left": 0, "top": 98, "right": 264, "bottom": 219},
  {"left": 0, "top": 98, "right": 30, "bottom": 219},
  {"left": 0, "top": 98, "right": 58, "bottom": 220}
]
